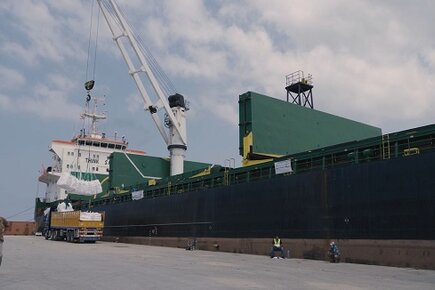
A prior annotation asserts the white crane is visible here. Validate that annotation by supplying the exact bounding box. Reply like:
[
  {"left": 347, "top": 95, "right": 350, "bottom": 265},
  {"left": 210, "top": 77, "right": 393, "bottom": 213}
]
[{"left": 96, "top": 0, "right": 187, "bottom": 176}]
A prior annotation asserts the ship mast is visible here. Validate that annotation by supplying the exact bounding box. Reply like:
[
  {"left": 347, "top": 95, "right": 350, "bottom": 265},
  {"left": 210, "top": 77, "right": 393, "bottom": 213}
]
[
  {"left": 96, "top": 0, "right": 187, "bottom": 176},
  {"left": 80, "top": 97, "right": 107, "bottom": 137},
  {"left": 81, "top": 94, "right": 106, "bottom": 137}
]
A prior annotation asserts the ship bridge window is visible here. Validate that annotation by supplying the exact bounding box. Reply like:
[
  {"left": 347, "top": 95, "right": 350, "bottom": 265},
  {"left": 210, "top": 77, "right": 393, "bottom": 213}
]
[
  {"left": 78, "top": 140, "right": 85, "bottom": 145},
  {"left": 101, "top": 143, "right": 108, "bottom": 148},
  {"left": 108, "top": 143, "right": 115, "bottom": 149},
  {"left": 85, "top": 141, "right": 92, "bottom": 146},
  {"left": 92, "top": 142, "right": 100, "bottom": 147},
  {"left": 115, "top": 145, "right": 122, "bottom": 150},
  {"left": 96, "top": 167, "right": 99, "bottom": 172},
  {"left": 122, "top": 145, "right": 126, "bottom": 150}
]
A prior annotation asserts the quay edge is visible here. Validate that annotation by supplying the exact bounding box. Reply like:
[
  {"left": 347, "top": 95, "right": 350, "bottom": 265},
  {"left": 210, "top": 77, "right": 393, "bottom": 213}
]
[{"left": 102, "top": 236, "right": 435, "bottom": 270}]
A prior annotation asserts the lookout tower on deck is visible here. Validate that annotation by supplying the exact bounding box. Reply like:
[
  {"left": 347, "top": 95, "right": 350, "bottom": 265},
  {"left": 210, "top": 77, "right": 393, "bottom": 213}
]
[{"left": 285, "top": 70, "right": 314, "bottom": 109}]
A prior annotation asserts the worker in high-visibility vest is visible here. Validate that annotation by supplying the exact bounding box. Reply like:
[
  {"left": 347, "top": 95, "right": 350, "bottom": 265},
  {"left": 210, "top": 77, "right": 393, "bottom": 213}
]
[{"left": 270, "top": 236, "right": 285, "bottom": 258}]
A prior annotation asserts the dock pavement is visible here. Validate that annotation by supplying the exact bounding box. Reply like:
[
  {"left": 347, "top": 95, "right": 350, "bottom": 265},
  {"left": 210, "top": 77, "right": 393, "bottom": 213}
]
[{"left": 0, "top": 236, "right": 434, "bottom": 290}]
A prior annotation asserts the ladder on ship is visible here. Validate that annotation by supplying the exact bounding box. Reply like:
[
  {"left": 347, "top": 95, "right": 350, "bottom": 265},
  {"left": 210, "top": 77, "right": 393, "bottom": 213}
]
[
  {"left": 223, "top": 167, "right": 230, "bottom": 186},
  {"left": 382, "top": 134, "right": 391, "bottom": 159}
]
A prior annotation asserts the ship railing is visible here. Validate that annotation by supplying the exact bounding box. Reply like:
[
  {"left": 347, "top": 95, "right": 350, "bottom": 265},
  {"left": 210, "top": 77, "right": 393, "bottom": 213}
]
[
  {"left": 285, "top": 70, "right": 313, "bottom": 87},
  {"left": 86, "top": 127, "right": 435, "bottom": 208}
]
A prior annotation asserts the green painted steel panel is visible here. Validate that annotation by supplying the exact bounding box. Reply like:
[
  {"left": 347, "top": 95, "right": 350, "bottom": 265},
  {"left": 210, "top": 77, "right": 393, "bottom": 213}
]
[
  {"left": 239, "top": 91, "right": 382, "bottom": 157},
  {"left": 109, "top": 153, "right": 210, "bottom": 189}
]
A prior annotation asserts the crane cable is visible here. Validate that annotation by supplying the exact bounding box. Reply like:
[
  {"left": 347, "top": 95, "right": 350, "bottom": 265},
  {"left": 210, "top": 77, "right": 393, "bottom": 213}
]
[
  {"left": 93, "top": 6, "right": 101, "bottom": 82},
  {"left": 6, "top": 206, "right": 35, "bottom": 219},
  {"left": 85, "top": 0, "right": 100, "bottom": 83},
  {"left": 83, "top": 0, "right": 101, "bottom": 132},
  {"left": 85, "top": 0, "right": 94, "bottom": 83}
]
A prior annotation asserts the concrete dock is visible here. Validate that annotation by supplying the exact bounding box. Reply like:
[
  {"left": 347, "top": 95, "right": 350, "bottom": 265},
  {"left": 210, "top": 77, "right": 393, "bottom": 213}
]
[{"left": 1, "top": 236, "right": 434, "bottom": 290}]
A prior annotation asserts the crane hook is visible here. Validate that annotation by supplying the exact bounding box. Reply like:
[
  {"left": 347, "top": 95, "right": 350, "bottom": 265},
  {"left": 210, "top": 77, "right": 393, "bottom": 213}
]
[{"left": 85, "top": 80, "right": 95, "bottom": 91}]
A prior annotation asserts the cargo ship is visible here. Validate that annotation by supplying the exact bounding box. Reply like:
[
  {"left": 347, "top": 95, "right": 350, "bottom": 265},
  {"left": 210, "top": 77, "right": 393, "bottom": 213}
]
[
  {"left": 76, "top": 90, "right": 435, "bottom": 242},
  {"left": 36, "top": 0, "right": 435, "bottom": 269},
  {"left": 36, "top": 87, "right": 435, "bottom": 268}
]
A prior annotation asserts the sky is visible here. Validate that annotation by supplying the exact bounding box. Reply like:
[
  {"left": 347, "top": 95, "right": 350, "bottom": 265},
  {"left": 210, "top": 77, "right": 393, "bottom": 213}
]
[{"left": 1, "top": 0, "right": 434, "bottom": 220}]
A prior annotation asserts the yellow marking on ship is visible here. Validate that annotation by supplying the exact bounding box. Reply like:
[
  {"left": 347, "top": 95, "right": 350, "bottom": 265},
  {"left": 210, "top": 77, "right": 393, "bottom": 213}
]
[
  {"left": 242, "top": 158, "right": 273, "bottom": 167},
  {"left": 190, "top": 166, "right": 212, "bottom": 178},
  {"left": 100, "top": 176, "right": 109, "bottom": 184},
  {"left": 242, "top": 132, "right": 283, "bottom": 166}
]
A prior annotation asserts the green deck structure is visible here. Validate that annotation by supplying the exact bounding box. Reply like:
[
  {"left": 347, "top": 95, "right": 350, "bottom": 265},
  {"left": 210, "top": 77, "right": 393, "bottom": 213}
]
[
  {"left": 66, "top": 153, "right": 210, "bottom": 201},
  {"left": 109, "top": 153, "right": 211, "bottom": 189},
  {"left": 239, "top": 91, "right": 382, "bottom": 161}
]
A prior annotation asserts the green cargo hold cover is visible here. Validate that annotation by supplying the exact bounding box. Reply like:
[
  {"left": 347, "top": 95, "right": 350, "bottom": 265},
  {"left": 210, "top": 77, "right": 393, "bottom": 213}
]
[
  {"left": 239, "top": 91, "right": 382, "bottom": 157},
  {"left": 109, "top": 153, "right": 211, "bottom": 189}
]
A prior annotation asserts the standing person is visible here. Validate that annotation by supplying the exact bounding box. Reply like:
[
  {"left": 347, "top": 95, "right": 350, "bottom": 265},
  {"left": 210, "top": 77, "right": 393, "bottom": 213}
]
[
  {"left": 0, "top": 216, "right": 9, "bottom": 267},
  {"left": 328, "top": 241, "right": 340, "bottom": 263},
  {"left": 270, "top": 236, "right": 285, "bottom": 258}
]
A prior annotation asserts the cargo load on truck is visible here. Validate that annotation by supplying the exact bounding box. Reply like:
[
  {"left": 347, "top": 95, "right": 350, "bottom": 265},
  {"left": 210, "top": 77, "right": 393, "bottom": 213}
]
[{"left": 43, "top": 207, "right": 104, "bottom": 243}]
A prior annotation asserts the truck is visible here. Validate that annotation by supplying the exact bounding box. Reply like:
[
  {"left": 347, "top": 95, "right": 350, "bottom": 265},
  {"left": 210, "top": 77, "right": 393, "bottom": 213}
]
[{"left": 44, "top": 210, "right": 104, "bottom": 243}]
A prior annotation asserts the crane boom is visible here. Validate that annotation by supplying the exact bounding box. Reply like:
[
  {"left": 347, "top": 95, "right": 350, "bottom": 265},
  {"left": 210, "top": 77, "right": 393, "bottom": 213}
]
[{"left": 97, "top": 0, "right": 187, "bottom": 175}]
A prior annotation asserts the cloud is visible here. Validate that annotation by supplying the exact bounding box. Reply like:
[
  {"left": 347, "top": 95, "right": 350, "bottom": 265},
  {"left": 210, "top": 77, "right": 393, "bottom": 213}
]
[
  {"left": 1, "top": 42, "right": 36, "bottom": 66},
  {"left": 0, "top": 0, "right": 90, "bottom": 66},
  {"left": 136, "top": 0, "right": 435, "bottom": 132},
  {"left": 0, "top": 0, "right": 119, "bottom": 121},
  {"left": 126, "top": 93, "right": 143, "bottom": 114},
  {"left": 0, "top": 73, "right": 82, "bottom": 121},
  {"left": 422, "top": 49, "right": 435, "bottom": 70},
  {"left": 2, "top": 0, "right": 434, "bottom": 133},
  {"left": 0, "top": 65, "right": 25, "bottom": 90},
  {"left": 198, "top": 97, "right": 238, "bottom": 126},
  {"left": 0, "top": 94, "right": 12, "bottom": 109}
]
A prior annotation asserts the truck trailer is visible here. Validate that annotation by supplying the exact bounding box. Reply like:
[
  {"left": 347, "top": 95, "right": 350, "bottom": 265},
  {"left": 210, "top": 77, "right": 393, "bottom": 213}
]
[{"left": 44, "top": 210, "right": 104, "bottom": 243}]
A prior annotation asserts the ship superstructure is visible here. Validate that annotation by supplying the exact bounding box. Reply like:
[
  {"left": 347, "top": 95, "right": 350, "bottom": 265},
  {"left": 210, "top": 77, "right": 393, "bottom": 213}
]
[{"left": 38, "top": 95, "right": 144, "bottom": 202}]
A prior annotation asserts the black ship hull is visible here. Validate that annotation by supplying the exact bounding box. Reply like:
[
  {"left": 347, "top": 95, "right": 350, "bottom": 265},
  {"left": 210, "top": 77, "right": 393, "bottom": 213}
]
[{"left": 94, "top": 150, "right": 435, "bottom": 240}]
